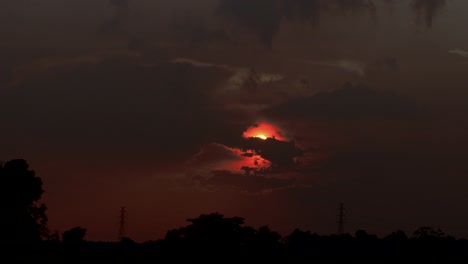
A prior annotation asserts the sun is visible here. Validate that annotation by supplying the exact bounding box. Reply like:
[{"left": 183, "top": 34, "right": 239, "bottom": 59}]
[{"left": 243, "top": 121, "right": 286, "bottom": 141}]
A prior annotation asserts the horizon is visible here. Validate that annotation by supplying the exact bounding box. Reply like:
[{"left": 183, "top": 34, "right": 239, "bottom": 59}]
[{"left": 55, "top": 206, "right": 465, "bottom": 244}]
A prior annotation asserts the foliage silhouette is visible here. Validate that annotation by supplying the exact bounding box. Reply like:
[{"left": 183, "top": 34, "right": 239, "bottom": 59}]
[
  {"left": 0, "top": 159, "right": 48, "bottom": 245},
  {"left": 283, "top": 229, "right": 319, "bottom": 256},
  {"left": 163, "top": 212, "right": 245, "bottom": 256},
  {"left": 412, "top": 226, "right": 446, "bottom": 240},
  {"left": 384, "top": 230, "right": 408, "bottom": 242},
  {"left": 121, "top": 237, "right": 136, "bottom": 244},
  {"left": 246, "top": 225, "right": 282, "bottom": 256},
  {"left": 3, "top": 210, "right": 468, "bottom": 261},
  {"left": 63, "top": 227, "right": 87, "bottom": 245},
  {"left": 355, "top": 229, "right": 378, "bottom": 240}
]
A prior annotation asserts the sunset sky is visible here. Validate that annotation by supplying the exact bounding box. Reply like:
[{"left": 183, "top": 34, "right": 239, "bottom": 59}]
[{"left": 1, "top": 0, "right": 468, "bottom": 242}]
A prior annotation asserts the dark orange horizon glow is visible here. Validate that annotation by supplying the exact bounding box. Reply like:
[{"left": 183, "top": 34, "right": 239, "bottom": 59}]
[{"left": 243, "top": 122, "right": 286, "bottom": 141}]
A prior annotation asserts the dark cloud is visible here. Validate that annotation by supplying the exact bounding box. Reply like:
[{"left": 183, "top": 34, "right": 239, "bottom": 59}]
[
  {"left": 234, "top": 137, "right": 303, "bottom": 170},
  {"left": 183, "top": 128, "right": 306, "bottom": 194},
  {"left": 182, "top": 124, "right": 307, "bottom": 193},
  {"left": 281, "top": 0, "right": 321, "bottom": 23},
  {"left": 263, "top": 83, "right": 426, "bottom": 121},
  {"left": 411, "top": 0, "right": 446, "bottom": 27},
  {"left": 215, "top": 0, "right": 447, "bottom": 47},
  {"left": 200, "top": 170, "right": 295, "bottom": 193},
  {"left": 0, "top": 57, "right": 248, "bottom": 171},
  {"left": 188, "top": 143, "right": 242, "bottom": 169},
  {"left": 366, "top": 57, "right": 400, "bottom": 76},
  {"left": 374, "top": 57, "right": 399, "bottom": 72},
  {"left": 101, "top": 0, "right": 130, "bottom": 34},
  {"left": 216, "top": 0, "right": 282, "bottom": 47},
  {"left": 10, "top": 50, "right": 143, "bottom": 87},
  {"left": 185, "top": 131, "right": 306, "bottom": 185},
  {"left": 384, "top": 0, "right": 447, "bottom": 27},
  {"left": 332, "top": 0, "right": 376, "bottom": 18},
  {"left": 171, "top": 13, "right": 230, "bottom": 47},
  {"left": 110, "top": 0, "right": 128, "bottom": 9},
  {"left": 216, "top": 0, "right": 377, "bottom": 47}
]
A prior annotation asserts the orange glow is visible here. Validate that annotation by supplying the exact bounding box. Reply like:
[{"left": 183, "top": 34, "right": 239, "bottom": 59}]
[
  {"left": 243, "top": 122, "right": 286, "bottom": 141},
  {"left": 212, "top": 147, "right": 271, "bottom": 172},
  {"left": 219, "top": 154, "right": 270, "bottom": 172}
]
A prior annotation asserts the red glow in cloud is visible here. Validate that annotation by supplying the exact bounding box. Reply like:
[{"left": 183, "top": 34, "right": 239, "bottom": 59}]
[
  {"left": 189, "top": 143, "right": 271, "bottom": 173},
  {"left": 243, "top": 122, "right": 286, "bottom": 141},
  {"left": 218, "top": 148, "right": 271, "bottom": 172}
]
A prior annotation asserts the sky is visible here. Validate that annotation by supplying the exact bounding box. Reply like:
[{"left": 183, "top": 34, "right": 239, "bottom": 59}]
[{"left": 1, "top": 0, "right": 468, "bottom": 242}]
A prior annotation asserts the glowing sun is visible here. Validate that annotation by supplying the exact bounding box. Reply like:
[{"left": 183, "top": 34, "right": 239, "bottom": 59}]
[{"left": 243, "top": 122, "right": 286, "bottom": 141}]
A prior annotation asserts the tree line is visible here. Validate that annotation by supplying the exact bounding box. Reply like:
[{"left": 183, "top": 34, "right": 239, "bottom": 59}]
[{"left": 2, "top": 159, "right": 468, "bottom": 260}]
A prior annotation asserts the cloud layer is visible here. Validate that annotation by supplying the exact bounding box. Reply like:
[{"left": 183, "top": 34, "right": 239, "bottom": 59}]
[
  {"left": 264, "top": 83, "right": 426, "bottom": 121},
  {"left": 216, "top": 0, "right": 446, "bottom": 46}
]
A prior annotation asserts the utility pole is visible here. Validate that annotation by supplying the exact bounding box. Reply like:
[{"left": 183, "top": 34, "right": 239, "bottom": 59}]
[
  {"left": 338, "top": 203, "right": 345, "bottom": 235},
  {"left": 118, "top": 206, "right": 126, "bottom": 242}
]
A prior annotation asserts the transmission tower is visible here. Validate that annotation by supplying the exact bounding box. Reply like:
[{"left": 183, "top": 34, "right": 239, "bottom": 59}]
[
  {"left": 337, "top": 203, "right": 345, "bottom": 235},
  {"left": 118, "top": 206, "right": 126, "bottom": 242}
]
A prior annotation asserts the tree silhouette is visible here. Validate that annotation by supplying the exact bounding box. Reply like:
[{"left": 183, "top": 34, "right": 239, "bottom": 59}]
[
  {"left": 62, "top": 227, "right": 87, "bottom": 245},
  {"left": 0, "top": 159, "right": 48, "bottom": 245},
  {"left": 248, "top": 226, "right": 282, "bottom": 256},
  {"left": 355, "top": 229, "right": 377, "bottom": 240},
  {"left": 163, "top": 212, "right": 246, "bottom": 256},
  {"left": 412, "top": 226, "right": 446, "bottom": 240},
  {"left": 384, "top": 230, "right": 408, "bottom": 242},
  {"left": 283, "top": 229, "right": 318, "bottom": 256}
]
